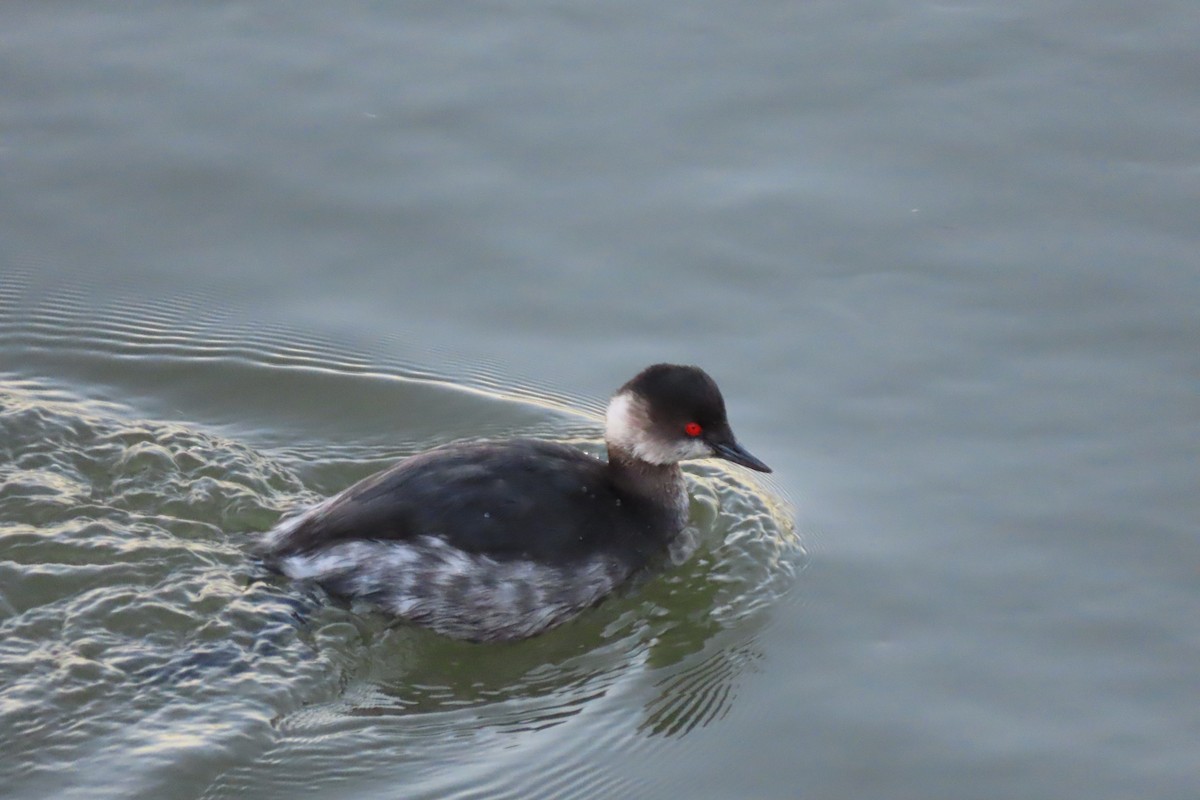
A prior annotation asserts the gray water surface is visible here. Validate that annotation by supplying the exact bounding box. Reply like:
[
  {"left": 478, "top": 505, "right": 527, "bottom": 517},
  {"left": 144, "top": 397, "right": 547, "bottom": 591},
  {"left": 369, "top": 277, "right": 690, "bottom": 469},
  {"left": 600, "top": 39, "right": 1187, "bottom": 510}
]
[{"left": 3, "top": 2, "right": 1198, "bottom": 799}]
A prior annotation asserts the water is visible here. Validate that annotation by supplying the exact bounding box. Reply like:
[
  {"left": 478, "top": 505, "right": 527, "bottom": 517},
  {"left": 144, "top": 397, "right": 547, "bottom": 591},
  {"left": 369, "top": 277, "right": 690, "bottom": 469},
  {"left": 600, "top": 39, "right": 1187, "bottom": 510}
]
[
  {"left": 0, "top": 285, "right": 801, "bottom": 799},
  {"left": 3, "top": 2, "right": 1198, "bottom": 798}
]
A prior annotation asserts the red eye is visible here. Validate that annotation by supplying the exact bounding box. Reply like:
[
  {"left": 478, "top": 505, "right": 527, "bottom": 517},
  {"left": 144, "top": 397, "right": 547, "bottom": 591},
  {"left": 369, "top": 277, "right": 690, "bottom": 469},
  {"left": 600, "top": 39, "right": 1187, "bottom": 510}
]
[{"left": 684, "top": 422, "right": 702, "bottom": 437}]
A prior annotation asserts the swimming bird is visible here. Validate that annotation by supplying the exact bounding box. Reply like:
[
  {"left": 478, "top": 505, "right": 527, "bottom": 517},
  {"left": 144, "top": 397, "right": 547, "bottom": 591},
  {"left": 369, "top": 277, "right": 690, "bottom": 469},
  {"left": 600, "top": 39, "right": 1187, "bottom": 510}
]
[{"left": 259, "top": 364, "right": 770, "bottom": 642}]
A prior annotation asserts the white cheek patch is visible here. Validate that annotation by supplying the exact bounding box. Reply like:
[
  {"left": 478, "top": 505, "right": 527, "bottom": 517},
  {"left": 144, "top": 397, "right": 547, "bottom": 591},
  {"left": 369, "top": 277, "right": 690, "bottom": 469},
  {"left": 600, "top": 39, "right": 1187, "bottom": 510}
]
[
  {"left": 678, "top": 436, "right": 712, "bottom": 461},
  {"left": 605, "top": 391, "right": 712, "bottom": 465},
  {"left": 605, "top": 392, "right": 643, "bottom": 453},
  {"left": 656, "top": 437, "right": 712, "bottom": 468}
]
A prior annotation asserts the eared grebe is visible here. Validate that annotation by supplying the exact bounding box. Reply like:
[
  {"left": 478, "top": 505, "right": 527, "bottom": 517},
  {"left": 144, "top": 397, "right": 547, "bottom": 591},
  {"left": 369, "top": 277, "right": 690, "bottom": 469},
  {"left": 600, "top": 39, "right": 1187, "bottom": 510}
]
[{"left": 259, "top": 364, "right": 770, "bottom": 642}]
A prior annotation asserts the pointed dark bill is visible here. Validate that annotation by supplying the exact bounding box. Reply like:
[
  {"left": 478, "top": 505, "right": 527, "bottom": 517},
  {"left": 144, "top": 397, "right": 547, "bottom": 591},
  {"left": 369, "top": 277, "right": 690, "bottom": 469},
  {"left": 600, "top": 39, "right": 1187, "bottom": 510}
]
[{"left": 711, "top": 440, "right": 772, "bottom": 473}]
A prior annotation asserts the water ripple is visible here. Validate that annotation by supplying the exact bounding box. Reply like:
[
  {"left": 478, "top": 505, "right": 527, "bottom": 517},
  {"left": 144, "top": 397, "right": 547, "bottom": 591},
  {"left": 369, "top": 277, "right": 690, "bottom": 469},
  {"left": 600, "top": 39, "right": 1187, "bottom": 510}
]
[{"left": 0, "top": 277, "right": 804, "bottom": 800}]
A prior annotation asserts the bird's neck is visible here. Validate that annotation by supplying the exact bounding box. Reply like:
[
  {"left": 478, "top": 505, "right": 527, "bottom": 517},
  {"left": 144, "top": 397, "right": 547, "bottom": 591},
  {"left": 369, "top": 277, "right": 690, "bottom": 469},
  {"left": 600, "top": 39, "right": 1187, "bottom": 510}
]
[{"left": 606, "top": 444, "right": 688, "bottom": 525}]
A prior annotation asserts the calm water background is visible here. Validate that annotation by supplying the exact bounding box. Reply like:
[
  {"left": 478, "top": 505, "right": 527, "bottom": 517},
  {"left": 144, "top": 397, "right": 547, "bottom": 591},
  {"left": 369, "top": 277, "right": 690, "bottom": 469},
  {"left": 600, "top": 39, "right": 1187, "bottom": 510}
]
[{"left": 3, "top": 2, "right": 1198, "bottom": 799}]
